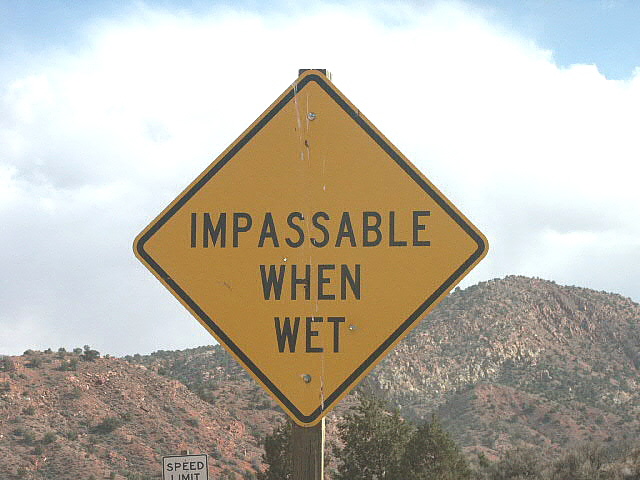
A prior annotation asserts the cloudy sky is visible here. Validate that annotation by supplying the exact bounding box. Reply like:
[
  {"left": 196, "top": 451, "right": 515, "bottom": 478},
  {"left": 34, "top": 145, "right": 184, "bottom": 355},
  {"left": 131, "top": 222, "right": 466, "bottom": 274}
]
[{"left": 1, "top": 0, "right": 639, "bottom": 356}]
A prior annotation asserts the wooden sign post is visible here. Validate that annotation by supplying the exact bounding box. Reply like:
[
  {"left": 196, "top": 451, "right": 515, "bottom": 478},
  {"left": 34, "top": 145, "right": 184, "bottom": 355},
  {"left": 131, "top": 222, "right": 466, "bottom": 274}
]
[{"left": 291, "top": 419, "right": 324, "bottom": 479}]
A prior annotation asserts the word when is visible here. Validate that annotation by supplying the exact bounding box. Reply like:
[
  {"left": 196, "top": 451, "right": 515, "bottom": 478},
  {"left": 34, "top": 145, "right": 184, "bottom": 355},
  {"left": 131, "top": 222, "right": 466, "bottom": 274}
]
[{"left": 260, "top": 264, "right": 360, "bottom": 301}]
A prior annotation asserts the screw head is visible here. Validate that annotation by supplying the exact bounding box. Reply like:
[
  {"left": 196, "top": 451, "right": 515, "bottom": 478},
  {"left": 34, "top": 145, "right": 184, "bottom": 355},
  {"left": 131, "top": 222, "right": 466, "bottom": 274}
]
[
  {"left": 302, "top": 374, "right": 312, "bottom": 383},
  {"left": 307, "top": 112, "right": 317, "bottom": 121}
]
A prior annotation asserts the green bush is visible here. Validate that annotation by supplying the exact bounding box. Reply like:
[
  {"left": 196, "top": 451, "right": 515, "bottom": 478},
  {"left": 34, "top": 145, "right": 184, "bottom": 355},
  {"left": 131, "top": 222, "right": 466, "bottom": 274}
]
[
  {"left": 398, "top": 416, "right": 471, "bottom": 479},
  {"left": 335, "top": 395, "right": 413, "bottom": 479},
  {"left": 22, "top": 431, "right": 36, "bottom": 445},
  {"left": 22, "top": 406, "right": 36, "bottom": 415},
  {"left": 258, "top": 394, "right": 469, "bottom": 480},
  {"left": 186, "top": 417, "right": 200, "bottom": 428},
  {"left": 0, "top": 356, "right": 16, "bottom": 372},
  {"left": 92, "top": 416, "right": 123, "bottom": 434},
  {"left": 81, "top": 345, "right": 100, "bottom": 362},
  {"left": 26, "top": 357, "right": 42, "bottom": 368},
  {"left": 257, "top": 421, "right": 292, "bottom": 480},
  {"left": 56, "top": 358, "right": 78, "bottom": 371}
]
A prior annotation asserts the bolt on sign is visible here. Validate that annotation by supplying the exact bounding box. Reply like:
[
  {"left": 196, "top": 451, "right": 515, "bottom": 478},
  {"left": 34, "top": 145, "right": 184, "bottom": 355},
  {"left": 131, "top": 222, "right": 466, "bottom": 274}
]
[{"left": 134, "top": 69, "right": 488, "bottom": 426}]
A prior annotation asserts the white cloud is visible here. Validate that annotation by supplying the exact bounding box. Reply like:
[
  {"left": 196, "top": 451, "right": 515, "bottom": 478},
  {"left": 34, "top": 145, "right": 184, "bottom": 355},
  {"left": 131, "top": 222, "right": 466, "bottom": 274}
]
[{"left": 0, "top": 1, "right": 638, "bottom": 355}]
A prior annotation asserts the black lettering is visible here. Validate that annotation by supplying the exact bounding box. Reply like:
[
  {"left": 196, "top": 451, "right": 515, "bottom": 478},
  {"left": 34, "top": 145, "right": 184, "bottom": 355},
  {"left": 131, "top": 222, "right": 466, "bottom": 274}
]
[
  {"left": 203, "top": 212, "right": 226, "bottom": 247},
  {"left": 328, "top": 316, "right": 345, "bottom": 352},
  {"left": 306, "top": 317, "right": 323, "bottom": 353},
  {"left": 335, "top": 212, "right": 356, "bottom": 247},
  {"left": 413, "top": 211, "right": 431, "bottom": 246},
  {"left": 286, "top": 212, "right": 305, "bottom": 247},
  {"left": 233, "top": 212, "right": 252, "bottom": 247},
  {"left": 275, "top": 317, "right": 300, "bottom": 352},
  {"left": 389, "top": 211, "right": 407, "bottom": 246},
  {"left": 317, "top": 264, "right": 336, "bottom": 300},
  {"left": 260, "top": 265, "right": 286, "bottom": 300},
  {"left": 191, "top": 213, "right": 197, "bottom": 248},
  {"left": 258, "top": 212, "right": 279, "bottom": 247},
  {"left": 291, "top": 264, "right": 311, "bottom": 300},
  {"left": 341, "top": 264, "right": 361, "bottom": 300},
  {"left": 363, "top": 211, "right": 382, "bottom": 246},
  {"left": 311, "top": 212, "right": 330, "bottom": 247}
]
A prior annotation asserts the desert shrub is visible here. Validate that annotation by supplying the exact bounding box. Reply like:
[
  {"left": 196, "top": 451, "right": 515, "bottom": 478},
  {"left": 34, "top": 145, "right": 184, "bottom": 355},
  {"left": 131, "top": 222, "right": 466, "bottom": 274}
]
[
  {"left": 549, "top": 442, "right": 612, "bottom": 480},
  {"left": 81, "top": 345, "right": 100, "bottom": 362},
  {"left": 92, "top": 416, "right": 123, "bottom": 434},
  {"left": 56, "top": 358, "right": 78, "bottom": 371},
  {"left": 22, "top": 431, "right": 36, "bottom": 445},
  {"left": 258, "top": 421, "right": 292, "bottom": 480},
  {"left": 22, "top": 406, "right": 36, "bottom": 415},
  {"left": 186, "top": 417, "right": 200, "bottom": 428},
  {"left": 335, "top": 395, "right": 413, "bottom": 479},
  {"left": 26, "top": 357, "right": 42, "bottom": 368},
  {"left": 0, "top": 356, "right": 16, "bottom": 372},
  {"left": 477, "top": 446, "right": 546, "bottom": 480},
  {"left": 398, "top": 416, "right": 471, "bottom": 479}
]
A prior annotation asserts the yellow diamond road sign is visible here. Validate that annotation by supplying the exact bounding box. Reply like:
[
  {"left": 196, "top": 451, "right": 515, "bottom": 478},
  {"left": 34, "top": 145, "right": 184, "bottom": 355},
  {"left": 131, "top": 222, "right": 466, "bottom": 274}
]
[{"left": 134, "top": 70, "right": 488, "bottom": 426}]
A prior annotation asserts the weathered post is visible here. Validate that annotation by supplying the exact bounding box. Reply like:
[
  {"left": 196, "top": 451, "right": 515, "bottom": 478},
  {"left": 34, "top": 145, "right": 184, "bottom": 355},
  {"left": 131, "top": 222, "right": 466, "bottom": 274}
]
[{"left": 291, "top": 418, "right": 324, "bottom": 479}]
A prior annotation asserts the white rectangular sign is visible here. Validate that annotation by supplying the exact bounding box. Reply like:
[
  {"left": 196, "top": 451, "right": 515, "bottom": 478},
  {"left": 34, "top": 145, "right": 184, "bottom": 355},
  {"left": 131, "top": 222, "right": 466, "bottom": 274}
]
[{"left": 162, "top": 454, "right": 208, "bottom": 480}]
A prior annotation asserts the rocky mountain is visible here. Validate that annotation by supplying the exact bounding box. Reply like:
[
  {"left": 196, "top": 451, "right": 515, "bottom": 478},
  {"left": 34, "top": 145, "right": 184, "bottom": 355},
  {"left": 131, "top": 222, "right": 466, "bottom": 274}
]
[
  {"left": 1, "top": 276, "right": 639, "bottom": 478},
  {"left": 131, "top": 276, "right": 640, "bottom": 456},
  {"left": 0, "top": 350, "right": 264, "bottom": 479},
  {"left": 373, "top": 276, "right": 640, "bottom": 454}
]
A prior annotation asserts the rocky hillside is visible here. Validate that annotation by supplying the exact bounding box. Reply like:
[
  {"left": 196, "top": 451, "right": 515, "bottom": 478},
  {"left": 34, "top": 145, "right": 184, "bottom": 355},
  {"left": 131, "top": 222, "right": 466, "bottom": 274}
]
[
  {"left": 132, "top": 276, "right": 640, "bottom": 457},
  {"left": 1, "top": 276, "right": 638, "bottom": 478},
  {"left": 0, "top": 351, "right": 264, "bottom": 479},
  {"left": 376, "top": 276, "right": 640, "bottom": 453}
]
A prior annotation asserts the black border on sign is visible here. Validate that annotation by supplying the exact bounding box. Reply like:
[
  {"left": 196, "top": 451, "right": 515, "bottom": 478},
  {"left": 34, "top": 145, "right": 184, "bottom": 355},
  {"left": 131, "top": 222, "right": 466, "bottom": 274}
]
[{"left": 136, "top": 73, "right": 487, "bottom": 425}]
